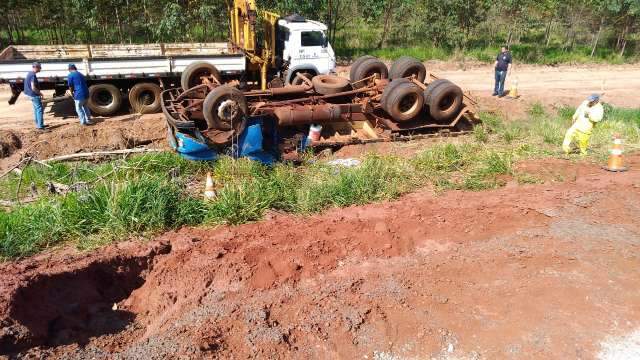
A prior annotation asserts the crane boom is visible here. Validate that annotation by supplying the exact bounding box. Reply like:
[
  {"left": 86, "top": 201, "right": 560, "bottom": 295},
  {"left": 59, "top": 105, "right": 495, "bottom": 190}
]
[{"left": 227, "top": 0, "right": 280, "bottom": 89}]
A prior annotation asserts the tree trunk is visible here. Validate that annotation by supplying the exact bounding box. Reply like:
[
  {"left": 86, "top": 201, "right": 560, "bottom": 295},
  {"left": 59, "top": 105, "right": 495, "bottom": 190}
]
[
  {"left": 590, "top": 17, "right": 603, "bottom": 57},
  {"left": 115, "top": 7, "right": 124, "bottom": 43},
  {"left": 377, "top": 0, "right": 395, "bottom": 49},
  {"left": 619, "top": 22, "right": 628, "bottom": 56},
  {"left": 544, "top": 18, "right": 553, "bottom": 47}
]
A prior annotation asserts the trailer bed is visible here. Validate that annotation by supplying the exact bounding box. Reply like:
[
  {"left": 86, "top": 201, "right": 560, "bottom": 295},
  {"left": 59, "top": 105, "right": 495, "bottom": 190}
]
[{"left": 0, "top": 43, "right": 245, "bottom": 83}]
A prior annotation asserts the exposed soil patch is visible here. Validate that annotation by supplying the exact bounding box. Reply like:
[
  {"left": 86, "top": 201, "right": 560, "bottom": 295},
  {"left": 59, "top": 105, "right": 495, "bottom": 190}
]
[
  {"left": 0, "top": 130, "right": 21, "bottom": 158},
  {"left": 1, "top": 155, "right": 639, "bottom": 358},
  {"left": 0, "top": 241, "right": 171, "bottom": 355}
]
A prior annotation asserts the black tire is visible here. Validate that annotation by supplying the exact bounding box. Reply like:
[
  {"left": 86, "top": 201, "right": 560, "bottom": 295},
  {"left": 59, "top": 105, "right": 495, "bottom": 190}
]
[
  {"left": 181, "top": 61, "right": 221, "bottom": 90},
  {"left": 88, "top": 83, "right": 122, "bottom": 116},
  {"left": 380, "top": 78, "right": 411, "bottom": 110},
  {"left": 423, "top": 79, "right": 452, "bottom": 105},
  {"left": 129, "top": 82, "right": 161, "bottom": 114},
  {"left": 202, "top": 86, "right": 248, "bottom": 145},
  {"left": 381, "top": 81, "right": 424, "bottom": 122},
  {"left": 389, "top": 56, "right": 426, "bottom": 82},
  {"left": 312, "top": 75, "right": 351, "bottom": 95},
  {"left": 290, "top": 71, "right": 314, "bottom": 86},
  {"left": 349, "top": 55, "right": 375, "bottom": 83},
  {"left": 350, "top": 58, "right": 388, "bottom": 88},
  {"left": 428, "top": 82, "right": 463, "bottom": 122}
]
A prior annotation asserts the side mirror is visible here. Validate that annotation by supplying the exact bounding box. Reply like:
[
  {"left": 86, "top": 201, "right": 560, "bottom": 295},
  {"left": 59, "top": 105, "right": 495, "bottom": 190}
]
[{"left": 323, "top": 37, "right": 328, "bottom": 48}]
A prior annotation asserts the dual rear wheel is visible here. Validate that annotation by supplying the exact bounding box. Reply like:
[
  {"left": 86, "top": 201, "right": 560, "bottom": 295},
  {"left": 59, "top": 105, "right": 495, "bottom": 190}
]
[
  {"left": 350, "top": 55, "right": 462, "bottom": 122},
  {"left": 87, "top": 82, "right": 162, "bottom": 116}
]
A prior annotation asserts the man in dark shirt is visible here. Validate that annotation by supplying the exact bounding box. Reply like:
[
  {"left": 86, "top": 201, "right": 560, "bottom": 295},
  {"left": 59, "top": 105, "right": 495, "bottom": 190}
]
[
  {"left": 67, "top": 64, "right": 92, "bottom": 125},
  {"left": 493, "top": 46, "right": 512, "bottom": 97},
  {"left": 24, "top": 62, "right": 45, "bottom": 130}
]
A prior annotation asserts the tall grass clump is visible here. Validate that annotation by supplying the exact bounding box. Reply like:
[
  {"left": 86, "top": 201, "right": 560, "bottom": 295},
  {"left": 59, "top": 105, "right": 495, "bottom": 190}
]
[
  {"left": 1, "top": 104, "right": 638, "bottom": 259},
  {"left": 0, "top": 176, "right": 199, "bottom": 258}
]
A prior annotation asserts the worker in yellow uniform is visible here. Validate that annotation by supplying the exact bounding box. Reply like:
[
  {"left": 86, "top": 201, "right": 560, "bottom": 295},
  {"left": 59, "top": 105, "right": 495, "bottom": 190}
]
[{"left": 562, "top": 94, "right": 604, "bottom": 155}]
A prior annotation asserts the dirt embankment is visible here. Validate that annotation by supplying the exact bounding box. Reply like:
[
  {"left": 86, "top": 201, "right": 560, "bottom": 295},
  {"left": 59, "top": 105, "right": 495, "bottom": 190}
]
[{"left": 1, "top": 155, "right": 640, "bottom": 358}]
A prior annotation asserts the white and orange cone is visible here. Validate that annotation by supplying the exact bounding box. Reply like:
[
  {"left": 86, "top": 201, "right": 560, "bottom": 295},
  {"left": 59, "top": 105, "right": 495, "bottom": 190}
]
[
  {"left": 204, "top": 172, "right": 216, "bottom": 200},
  {"left": 604, "top": 135, "right": 627, "bottom": 172}
]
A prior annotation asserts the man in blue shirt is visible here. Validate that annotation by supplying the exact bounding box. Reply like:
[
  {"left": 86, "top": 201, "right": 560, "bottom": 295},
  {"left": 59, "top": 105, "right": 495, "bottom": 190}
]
[
  {"left": 493, "top": 46, "right": 512, "bottom": 97},
  {"left": 24, "top": 62, "right": 45, "bottom": 130},
  {"left": 67, "top": 64, "right": 92, "bottom": 125}
]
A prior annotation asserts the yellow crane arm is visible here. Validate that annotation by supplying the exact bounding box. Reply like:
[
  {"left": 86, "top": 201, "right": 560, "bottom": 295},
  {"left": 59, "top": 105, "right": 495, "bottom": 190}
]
[{"left": 227, "top": 0, "right": 280, "bottom": 89}]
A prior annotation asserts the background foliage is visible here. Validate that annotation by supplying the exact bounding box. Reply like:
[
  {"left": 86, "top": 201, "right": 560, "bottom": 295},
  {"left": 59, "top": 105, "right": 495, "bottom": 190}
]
[{"left": 0, "top": 0, "right": 638, "bottom": 62}]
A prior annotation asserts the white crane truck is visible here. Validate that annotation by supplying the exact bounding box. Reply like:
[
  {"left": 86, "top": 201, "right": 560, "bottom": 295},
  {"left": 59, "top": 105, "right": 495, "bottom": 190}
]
[{"left": 0, "top": 12, "right": 336, "bottom": 116}]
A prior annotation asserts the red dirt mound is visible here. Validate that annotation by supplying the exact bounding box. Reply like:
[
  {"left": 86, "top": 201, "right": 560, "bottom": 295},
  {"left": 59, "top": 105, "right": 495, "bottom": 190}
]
[{"left": 1, "top": 155, "right": 640, "bottom": 358}]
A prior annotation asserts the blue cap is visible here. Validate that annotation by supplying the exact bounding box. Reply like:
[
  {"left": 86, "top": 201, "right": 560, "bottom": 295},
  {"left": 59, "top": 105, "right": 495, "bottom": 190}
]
[
  {"left": 588, "top": 94, "right": 600, "bottom": 102},
  {"left": 32, "top": 62, "right": 41, "bottom": 68},
  {"left": 68, "top": 64, "right": 77, "bottom": 70}
]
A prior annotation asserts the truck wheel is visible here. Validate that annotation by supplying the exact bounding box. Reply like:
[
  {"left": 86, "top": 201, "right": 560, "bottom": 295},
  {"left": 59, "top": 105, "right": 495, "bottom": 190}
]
[
  {"left": 389, "top": 56, "right": 426, "bottom": 82},
  {"left": 312, "top": 75, "right": 350, "bottom": 95},
  {"left": 181, "top": 61, "right": 221, "bottom": 90},
  {"left": 428, "top": 82, "right": 463, "bottom": 122},
  {"left": 88, "top": 84, "right": 122, "bottom": 116},
  {"left": 423, "top": 79, "right": 452, "bottom": 105},
  {"left": 350, "top": 58, "right": 388, "bottom": 88},
  {"left": 202, "top": 86, "right": 248, "bottom": 145},
  {"left": 349, "top": 55, "right": 375, "bottom": 82},
  {"left": 381, "top": 81, "right": 424, "bottom": 122},
  {"left": 380, "top": 78, "right": 410, "bottom": 110},
  {"left": 290, "top": 72, "right": 314, "bottom": 86},
  {"left": 129, "top": 82, "right": 161, "bottom": 114}
]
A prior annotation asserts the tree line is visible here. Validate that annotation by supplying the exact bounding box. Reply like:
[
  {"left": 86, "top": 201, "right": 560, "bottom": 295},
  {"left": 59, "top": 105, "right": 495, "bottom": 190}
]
[{"left": 1, "top": 0, "right": 638, "bottom": 59}]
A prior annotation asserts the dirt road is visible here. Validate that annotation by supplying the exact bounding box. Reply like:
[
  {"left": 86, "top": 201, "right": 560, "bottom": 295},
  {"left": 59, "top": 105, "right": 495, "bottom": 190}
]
[
  {"left": 435, "top": 63, "right": 640, "bottom": 108},
  {"left": 1, "top": 155, "right": 640, "bottom": 358}
]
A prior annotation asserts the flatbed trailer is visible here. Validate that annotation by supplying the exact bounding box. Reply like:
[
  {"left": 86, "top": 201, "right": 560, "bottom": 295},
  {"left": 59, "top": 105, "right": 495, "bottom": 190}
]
[{"left": 0, "top": 43, "right": 245, "bottom": 115}]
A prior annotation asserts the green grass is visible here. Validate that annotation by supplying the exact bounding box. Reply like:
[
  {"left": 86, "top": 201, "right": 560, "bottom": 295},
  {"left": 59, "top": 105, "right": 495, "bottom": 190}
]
[
  {"left": 1, "top": 104, "right": 639, "bottom": 259},
  {"left": 335, "top": 43, "right": 638, "bottom": 65}
]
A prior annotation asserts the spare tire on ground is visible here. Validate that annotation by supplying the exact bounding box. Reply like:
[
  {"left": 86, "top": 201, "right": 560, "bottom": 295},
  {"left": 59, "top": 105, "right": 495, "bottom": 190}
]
[
  {"left": 88, "top": 83, "right": 122, "bottom": 116},
  {"left": 128, "top": 82, "right": 162, "bottom": 114},
  {"left": 427, "top": 81, "right": 463, "bottom": 122},
  {"left": 181, "top": 61, "right": 221, "bottom": 90},
  {"left": 350, "top": 58, "right": 388, "bottom": 88},
  {"left": 312, "top": 75, "right": 351, "bottom": 95},
  {"left": 202, "top": 86, "right": 248, "bottom": 145},
  {"left": 389, "top": 56, "right": 426, "bottom": 82},
  {"left": 381, "top": 80, "right": 424, "bottom": 122}
]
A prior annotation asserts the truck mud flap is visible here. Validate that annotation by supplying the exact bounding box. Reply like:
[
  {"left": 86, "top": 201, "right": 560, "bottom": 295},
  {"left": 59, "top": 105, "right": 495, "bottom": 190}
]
[{"left": 8, "top": 83, "right": 21, "bottom": 105}]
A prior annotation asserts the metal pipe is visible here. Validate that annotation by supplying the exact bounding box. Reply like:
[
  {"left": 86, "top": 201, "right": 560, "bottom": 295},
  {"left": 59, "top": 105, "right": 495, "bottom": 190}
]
[
  {"left": 244, "top": 84, "right": 312, "bottom": 97},
  {"left": 273, "top": 103, "right": 363, "bottom": 126}
]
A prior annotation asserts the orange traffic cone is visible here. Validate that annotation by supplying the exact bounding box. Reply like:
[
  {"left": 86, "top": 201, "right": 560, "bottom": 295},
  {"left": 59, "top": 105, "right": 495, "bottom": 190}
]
[
  {"left": 204, "top": 172, "right": 216, "bottom": 200},
  {"left": 604, "top": 135, "right": 627, "bottom": 172}
]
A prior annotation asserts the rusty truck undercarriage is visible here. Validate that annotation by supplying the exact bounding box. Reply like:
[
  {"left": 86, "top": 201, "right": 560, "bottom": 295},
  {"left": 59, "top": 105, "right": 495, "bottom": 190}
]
[{"left": 161, "top": 56, "right": 480, "bottom": 158}]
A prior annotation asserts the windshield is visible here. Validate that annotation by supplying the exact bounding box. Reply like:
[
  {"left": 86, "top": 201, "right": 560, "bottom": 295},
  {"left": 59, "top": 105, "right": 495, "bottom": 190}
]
[{"left": 301, "top": 31, "right": 326, "bottom": 47}]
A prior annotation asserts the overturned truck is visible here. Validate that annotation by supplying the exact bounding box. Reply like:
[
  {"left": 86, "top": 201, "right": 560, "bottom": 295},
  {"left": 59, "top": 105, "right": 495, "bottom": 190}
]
[{"left": 161, "top": 55, "right": 480, "bottom": 160}]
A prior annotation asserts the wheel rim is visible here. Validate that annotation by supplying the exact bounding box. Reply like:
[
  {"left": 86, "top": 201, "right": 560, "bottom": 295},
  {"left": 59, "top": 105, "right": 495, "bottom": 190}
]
[
  {"left": 216, "top": 99, "right": 240, "bottom": 130},
  {"left": 438, "top": 93, "right": 455, "bottom": 112},
  {"left": 94, "top": 90, "right": 113, "bottom": 107},
  {"left": 398, "top": 93, "right": 420, "bottom": 115},
  {"left": 190, "top": 70, "right": 211, "bottom": 88},
  {"left": 138, "top": 90, "right": 156, "bottom": 106}
]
